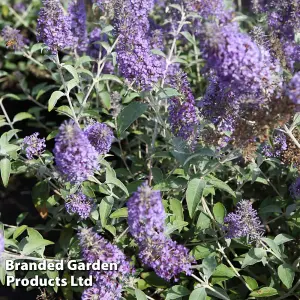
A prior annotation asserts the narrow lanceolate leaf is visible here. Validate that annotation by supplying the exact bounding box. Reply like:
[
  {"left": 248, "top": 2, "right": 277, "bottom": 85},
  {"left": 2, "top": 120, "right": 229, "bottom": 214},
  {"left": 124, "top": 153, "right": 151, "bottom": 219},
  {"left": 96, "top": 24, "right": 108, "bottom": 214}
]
[
  {"left": 207, "top": 175, "right": 235, "bottom": 197},
  {"left": 249, "top": 287, "right": 278, "bottom": 297},
  {"left": 186, "top": 178, "right": 206, "bottom": 218},
  {"left": 278, "top": 264, "right": 295, "bottom": 289},
  {"left": 48, "top": 91, "right": 65, "bottom": 111},
  {"left": 0, "top": 158, "right": 11, "bottom": 187},
  {"left": 117, "top": 102, "right": 148, "bottom": 135},
  {"left": 189, "top": 287, "right": 206, "bottom": 300},
  {"left": 213, "top": 202, "right": 226, "bottom": 224},
  {"left": 13, "top": 112, "right": 34, "bottom": 123},
  {"left": 135, "top": 289, "right": 147, "bottom": 300}
]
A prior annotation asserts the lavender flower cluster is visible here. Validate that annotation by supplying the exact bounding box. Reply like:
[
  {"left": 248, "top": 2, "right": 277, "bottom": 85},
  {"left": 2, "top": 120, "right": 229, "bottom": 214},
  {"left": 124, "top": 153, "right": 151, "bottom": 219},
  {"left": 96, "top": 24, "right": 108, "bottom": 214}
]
[
  {"left": 127, "top": 183, "right": 194, "bottom": 281},
  {"left": 168, "top": 71, "right": 199, "bottom": 147},
  {"left": 54, "top": 120, "right": 113, "bottom": 184},
  {"left": 1, "top": 26, "right": 27, "bottom": 50},
  {"left": 224, "top": 200, "right": 265, "bottom": 242},
  {"left": 79, "top": 228, "right": 133, "bottom": 300},
  {"left": 115, "top": 0, "right": 164, "bottom": 88},
  {"left": 261, "top": 131, "right": 288, "bottom": 158},
  {"left": 22, "top": 133, "right": 46, "bottom": 159},
  {"left": 65, "top": 191, "right": 94, "bottom": 219}
]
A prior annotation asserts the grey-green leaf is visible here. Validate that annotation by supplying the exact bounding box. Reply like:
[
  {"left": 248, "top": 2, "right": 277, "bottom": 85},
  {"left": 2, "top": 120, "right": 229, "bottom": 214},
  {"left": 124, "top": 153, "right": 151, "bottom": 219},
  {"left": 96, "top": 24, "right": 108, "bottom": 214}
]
[
  {"left": 189, "top": 287, "right": 206, "bottom": 300},
  {"left": 48, "top": 91, "right": 65, "bottom": 111},
  {"left": 186, "top": 178, "right": 206, "bottom": 218},
  {"left": 278, "top": 264, "right": 295, "bottom": 289},
  {"left": 117, "top": 102, "right": 148, "bottom": 135},
  {"left": 0, "top": 158, "right": 11, "bottom": 187},
  {"left": 135, "top": 289, "right": 147, "bottom": 300}
]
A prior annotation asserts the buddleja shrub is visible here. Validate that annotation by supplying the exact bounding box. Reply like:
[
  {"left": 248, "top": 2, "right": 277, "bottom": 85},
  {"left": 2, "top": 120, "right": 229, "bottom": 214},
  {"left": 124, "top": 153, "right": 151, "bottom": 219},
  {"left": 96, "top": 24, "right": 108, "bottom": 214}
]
[{"left": 0, "top": 0, "right": 299, "bottom": 299}]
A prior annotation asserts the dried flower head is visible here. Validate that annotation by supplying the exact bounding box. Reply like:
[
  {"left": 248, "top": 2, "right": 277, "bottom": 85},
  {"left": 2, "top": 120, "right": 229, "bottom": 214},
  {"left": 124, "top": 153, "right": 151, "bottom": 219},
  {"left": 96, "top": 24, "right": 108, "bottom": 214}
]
[
  {"left": 22, "top": 133, "right": 46, "bottom": 159},
  {"left": 224, "top": 200, "right": 265, "bottom": 242}
]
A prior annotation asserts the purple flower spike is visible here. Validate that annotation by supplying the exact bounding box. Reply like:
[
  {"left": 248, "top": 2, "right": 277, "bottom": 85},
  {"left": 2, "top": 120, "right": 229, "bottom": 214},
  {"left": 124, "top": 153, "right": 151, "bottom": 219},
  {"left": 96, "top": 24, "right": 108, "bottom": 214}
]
[
  {"left": 127, "top": 183, "right": 166, "bottom": 243},
  {"left": 290, "top": 177, "right": 300, "bottom": 199},
  {"left": 84, "top": 122, "right": 114, "bottom": 155},
  {"left": 1, "top": 26, "right": 26, "bottom": 51},
  {"left": 68, "top": 0, "right": 88, "bottom": 53},
  {"left": 53, "top": 120, "right": 99, "bottom": 184},
  {"left": 22, "top": 133, "right": 46, "bottom": 160},
  {"left": 78, "top": 228, "right": 133, "bottom": 300},
  {"left": 65, "top": 191, "right": 94, "bottom": 219},
  {"left": 37, "top": 0, "right": 74, "bottom": 53},
  {"left": 224, "top": 200, "right": 265, "bottom": 242},
  {"left": 287, "top": 72, "right": 300, "bottom": 105}
]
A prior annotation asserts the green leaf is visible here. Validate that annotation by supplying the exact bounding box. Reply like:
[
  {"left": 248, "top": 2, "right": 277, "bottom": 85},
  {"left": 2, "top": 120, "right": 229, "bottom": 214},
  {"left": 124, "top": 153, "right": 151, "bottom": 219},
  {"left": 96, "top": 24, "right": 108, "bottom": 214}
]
[
  {"left": 170, "top": 198, "right": 184, "bottom": 222},
  {"left": 213, "top": 202, "right": 226, "bottom": 224},
  {"left": 166, "top": 285, "right": 190, "bottom": 300},
  {"left": 165, "top": 220, "right": 189, "bottom": 235},
  {"left": 242, "top": 248, "right": 267, "bottom": 268},
  {"left": 186, "top": 178, "right": 206, "bottom": 218},
  {"left": 242, "top": 276, "right": 258, "bottom": 290},
  {"left": 274, "top": 234, "right": 294, "bottom": 245},
  {"left": 196, "top": 212, "right": 211, "bottom": 230},
  {"left": 100, "top": 196, "right": 114, "bottom": 227},
  {"left": 99, "top": 74, "right": 122, "bottom": 84},
  {"left": 56, "top": 105, "right": 73, "bottom": 117},
  {"left": 207, "top": 176, "right": 235, "bottom": 197},
  {"left": 191, "top": 244, "right": 212, "bottom": 260},
  {"left": 0, "top": 158, "right": 11, "bottom": 187},
  {"left": 13, "top": 225, "right": 28, "bottom": 240},
  {"left": 207, "top": 286, "right": 230, "bottom": 300},
  {"left": 99, "top": 91, "right": 111, "bottom": 109},
  {"left": 158, "top": 88, "right": 181, "bottom": 99},
  {"left": 189, "top": 288, "right": 206, "bottom": 300},
  {"left": 117, "top": 102, "right": 148, "bottom": 135},
  {"left": 110, "top": 207, "right": 128, "bottom": 218},
  {"left": 278, "top": 264, "right": 295, "bottom": 289},
  {"left": 249, "top": 287, "right": 278, "bottom": 297},
  {"left": 13, "top": 112, "right": 34, "bottom": 123},
  {"left": 202, "top": 256, "right": 217, "bottom": 280},
  {"left": 63, "top": 65, "right": 79, "bottom": 83},
  {"left": 48, "top": 91, "right": 64, "bottom": 111},
  {"left": 105, "top": 166, "right": 129, "bottom": 196},
  {"left": 22, "top": 238, "right": 54, "bottom": 255},
  {"left": 211, "top": 264, "right": 236, "bottom": 284},
  {"left": 135, "top": 289, "right": 147, "bottom": 300},
  {"left": 181, "top": 31, "right": 195, "bottom": 44},
  {"left": 261, "top": 237, "right": 282, "bottom": 258}
]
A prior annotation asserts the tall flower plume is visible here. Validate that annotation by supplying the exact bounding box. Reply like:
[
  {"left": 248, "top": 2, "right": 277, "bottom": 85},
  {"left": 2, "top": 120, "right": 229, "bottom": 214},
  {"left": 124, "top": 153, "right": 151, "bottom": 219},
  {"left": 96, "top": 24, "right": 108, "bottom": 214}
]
[
  {"left": 200, "top": 22, "right": 282, "bottom": 96},
  {"left": 0, "top": 231, "right": 4, "bottom": 255},
  {"left": 115, "top": 0, "right": 164, "bottom": 89},
  {"left": 127, "top": 183, "right": 194, "bottom": 281},
  {"left": 78, "top": 228, "right": 133, "bottom": 300},
  {"left": 168, "top": 71, "right": 199, "bottom": 147},
  {"left": 68, "top": 0, "right": 88, "bottom": 53},
  {"left": 53, "top": 120, "right": 99, "bottom": 184},
  {"left": 223, "top": 200, "right": 265, "bottom": 242},
  {"left": 37, "top": 0, "right": 74, "bottom": 53}
]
